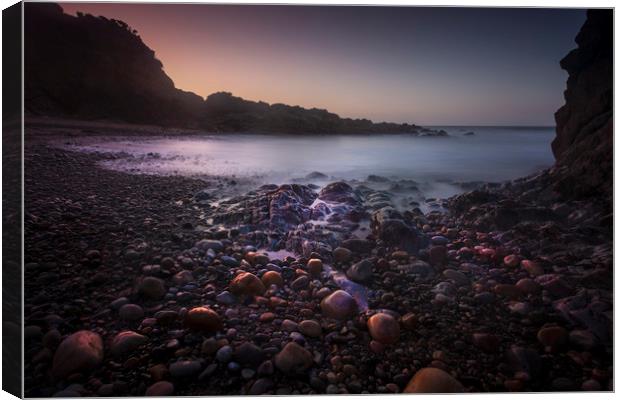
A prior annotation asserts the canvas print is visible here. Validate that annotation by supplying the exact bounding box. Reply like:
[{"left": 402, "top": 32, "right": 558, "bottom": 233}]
[{"left": 12, "top": 1, "right": 614, "bottom": 396}]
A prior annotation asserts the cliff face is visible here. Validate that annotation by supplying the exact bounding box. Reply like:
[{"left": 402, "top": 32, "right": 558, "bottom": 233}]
[
  {"left": 552, "top": 9, "right": 613, "bottom": 199},
  {"left": 25, "top": 3, "right": 205, "bottom": 127}
]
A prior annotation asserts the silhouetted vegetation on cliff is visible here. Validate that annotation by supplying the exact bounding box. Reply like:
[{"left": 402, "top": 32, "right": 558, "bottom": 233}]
[{"left": 25, "top": 3, "right": 427, "bottom": 134}]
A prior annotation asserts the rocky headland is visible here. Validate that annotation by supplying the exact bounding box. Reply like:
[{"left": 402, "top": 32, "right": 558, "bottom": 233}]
[
  {"left": 22, "top": 8, "right": 612, "bottom": 397},
  {"left": 25, "top": 3, "right": 445, "bottom": 136}
]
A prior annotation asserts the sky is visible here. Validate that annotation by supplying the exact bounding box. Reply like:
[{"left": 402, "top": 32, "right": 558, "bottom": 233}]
[{"left": 59, "top": 3, "right": 586, "bottom": 126}]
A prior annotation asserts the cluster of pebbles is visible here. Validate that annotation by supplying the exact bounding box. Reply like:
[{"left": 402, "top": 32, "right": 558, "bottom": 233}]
[{"left": 23, "top": 143, "right": 612, "bottom": 396}]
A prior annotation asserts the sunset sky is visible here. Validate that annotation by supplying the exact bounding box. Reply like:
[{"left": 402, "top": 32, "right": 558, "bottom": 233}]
[{"left": 59, "top": 3, "right": 585, "bottom": 126}]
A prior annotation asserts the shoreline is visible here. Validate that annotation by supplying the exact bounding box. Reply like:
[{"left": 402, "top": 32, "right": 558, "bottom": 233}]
[{"left": 23, "top": 132, "right": 612, "bottom": 396}]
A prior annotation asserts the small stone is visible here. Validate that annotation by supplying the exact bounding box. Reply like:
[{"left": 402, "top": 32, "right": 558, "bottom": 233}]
[
  {"left": 172, "top": 270, "right": 194, "bottom": 286},
  {"left": 503, "top": 255, "right": 520, "bottom": 268},
  {"left": 145, "top": 381, "right": 174, "bottom": 396},
  {"left": 184, "top": 307, "right": 222, "bottom": 333},
  {"left": 216, "top": 291, "right": 236, "bottom": 305},
  {"left": 401, "top": 313, "right": 417, "bottom": 330},
  {"left": 216, "top": 346, "right": 233, "bottom": 363},
  {"left": 333, "top": 247, "right": 353, "bottom": 263},
  {"left": 138, "top": 277, "right": 166, "bottom": 300},
  {"left": 119, "top": 304, "right": 144, "bottom": 321},
  {"left": 169, "top": 360, "right": 202, "bottom": 378},
  {"left": 403, "top": 368, "right": 464, "bottom": 393},
  {"left": 52, "top": 331, "right": 104, "bottom": 379},
  {"left": 234, "top": 342, "right": 264, "bottom": 367},
  {"left": 261, "top": 271, "right": 283, "bottom": 288},
  {"left": 569, "top": 329, "right": 598, "bottom": 350},
  {"left": 230, "top": 272, "right": 265, "bottom": 296},
  {"left": 291, "top": 275, "right": 310, "bottom": 290},
  {"left": 249, "top": 378, "right": 274, "bottom": 395},
  {"left": 367, "top": 313, "right": 400, "bottom": 345},
  {"left": 274, "top": 342, "right": 313, "bottom": 374},
  {"left": 307, "top": 259, "right": 323, "bottom": 276},
  {"left": 494, "top": 284, "right": 521, "bottom": 300},
  {"left": 515, "top": 278, "right": 540, "bottom": 294},
  {"left": 346, "top": 259, "right": 373, "bottom": 282},
  {"left": 537, "top": 326, "right": 568, "bottom": 352},
  {"left": 111, "top": 331, "right": 147, "bottom": 357},
  {"left": 299, "top": 320, "right": 322, "bottom": 337},
  {"left": 521, "top": 260, "right": 543, "bottom": 276},
  {"left": 320, "top": 290, "right": 358, "bottom": 320}
]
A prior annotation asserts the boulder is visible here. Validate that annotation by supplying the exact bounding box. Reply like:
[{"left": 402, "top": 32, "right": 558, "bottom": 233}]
[
  {"left": 138, "top": 277, "right": 166, "bottom": 300},
  {"left": 320, "top": 290, "right": 358, "bottom": 320},
  {"left": 404, "top": 368, "right": 465, "bottom": 393},
  {"left": 346, "top": 259, "right": 373, "bottom": 283},
  {"left": 367, "top": 313, "right": 400, "bottom": 344},
  {"left": 110, "top": 331, "right": 147, "bottom": 357},
  {"left": 274, "top": 342, "right": 313, "bottom": 374},
  {"left": 230, "top": 272, "right": 265, "bottom": 296},
  {"left": 184, "top": 307, "right": 222, "bottom": 333},
  {"left": 52, "top": 331, "right": 104, "bottom": 379}
]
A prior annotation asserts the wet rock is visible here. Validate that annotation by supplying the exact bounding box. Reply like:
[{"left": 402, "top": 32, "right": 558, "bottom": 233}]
[
  {"left": 319, "top": 182, "right": 360, "bottom": 205},
  {"left": 346, "top": 259, "right": 373, "bottom": 283},
  {"left": 274, "top": 342, "right": 313, "bottom": 374},
  {"left": 403, "top": 368, "right": 465, "bottom": 393},
  {"left": 371, "top": 208, "right": 422, "bottom": 253},
  {"left": 119, "top": 304, "right": 144, "bottom": 322},
  {"left": 154, "top": 310, "right": 178, "bottom": 325},
  {"left": 261, "top": 271, "right": 284, "bottom": 288},
  {"left": 52, "top": 331, "right": 103, "bottom": 379},
  {"left": 184, "top": 307, "right": 222, "bottom": 333},
  {"left": 333, "top": 247, "right": 353, "bottom": 263},
  {"left": 230, "top": 272, "right": 265, "bottom": 296},
  {"left": 367, "top": 312, "right": 400, "bottom": 345},
  {"left": 111, "top": 331, "right": 147, "bottom": 357},
  {"left": 401, "top": 312, "right": 417, "bottom": 330},
  {"left": 320, "top": 290, "right": 358, "bottom": 320},
  {"left": 145, "top": 381, "right": 174, "bottom": 396},
  {"left": 138, "top": 277, "right": 166, "bottom": 300}
]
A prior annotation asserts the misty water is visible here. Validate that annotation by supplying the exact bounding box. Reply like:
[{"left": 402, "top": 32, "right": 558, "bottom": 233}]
[{"left": 67, "top": 126, "right": 554, "bottom": 200}]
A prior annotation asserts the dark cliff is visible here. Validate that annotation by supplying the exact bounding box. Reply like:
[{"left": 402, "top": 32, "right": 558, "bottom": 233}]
[
  {"left": 552, "top": 9, "right": 613, "bottom": 199},
  {"left": 24, "top": 3, "right": 426, "bottom": 134},
  {"left": 25, "top": 3, "right": 205, "bottom": 127}
]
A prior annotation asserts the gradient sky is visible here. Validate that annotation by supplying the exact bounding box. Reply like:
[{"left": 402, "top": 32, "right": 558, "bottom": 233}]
[{"left": 58, "top": 3, "right": 586, "bottom": 125}]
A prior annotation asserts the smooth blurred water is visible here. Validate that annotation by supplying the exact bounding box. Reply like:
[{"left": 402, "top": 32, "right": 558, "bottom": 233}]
[{"left": 68, "top": 126, "right": 555, "bottom": 194}]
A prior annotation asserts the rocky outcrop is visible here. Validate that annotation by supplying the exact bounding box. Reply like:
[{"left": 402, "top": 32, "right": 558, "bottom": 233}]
[{"left": 551, "top": 9, "right": 612, "bottom": 199}]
